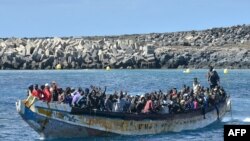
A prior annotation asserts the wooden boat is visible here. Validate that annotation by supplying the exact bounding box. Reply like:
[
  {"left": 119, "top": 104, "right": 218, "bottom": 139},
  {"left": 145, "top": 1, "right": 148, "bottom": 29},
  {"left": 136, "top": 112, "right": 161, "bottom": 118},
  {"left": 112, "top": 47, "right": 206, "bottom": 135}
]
[{"left": 16, "top": 95, "right": 231, "bottom": 138}]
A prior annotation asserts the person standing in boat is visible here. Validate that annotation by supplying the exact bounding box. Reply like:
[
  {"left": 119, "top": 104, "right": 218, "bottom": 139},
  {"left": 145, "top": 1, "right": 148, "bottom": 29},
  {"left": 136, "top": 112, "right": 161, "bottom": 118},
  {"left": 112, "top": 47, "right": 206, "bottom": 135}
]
[
  {"left": 193, "top": 77, "right": 200, "bottom": 96},
  {"left": 207, "top": 66, "right": 220, "bottom": 89},
  {"left": 50, "top": 81, "right": 59, "bottom": 102}
]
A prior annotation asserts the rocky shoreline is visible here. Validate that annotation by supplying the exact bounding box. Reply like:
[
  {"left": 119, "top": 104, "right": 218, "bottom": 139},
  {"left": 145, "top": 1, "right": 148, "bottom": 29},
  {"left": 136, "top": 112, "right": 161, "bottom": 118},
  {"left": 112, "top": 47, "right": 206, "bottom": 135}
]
[{"left": 0, "top": 24, "right": 250, "bottom": 69}]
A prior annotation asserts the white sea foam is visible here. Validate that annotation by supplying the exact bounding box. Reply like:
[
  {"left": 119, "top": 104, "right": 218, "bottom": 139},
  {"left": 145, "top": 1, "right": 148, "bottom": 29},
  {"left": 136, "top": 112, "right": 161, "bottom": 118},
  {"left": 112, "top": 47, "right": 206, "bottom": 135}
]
[
  {"left": 38, "top": 136, "right": 45, "bottom": 140},
  {"left": 221, "top": 116, "right": 250, "bottom": 123},
  {"left": 221, "top": 117, "right": 232, "bottom": 122},
  {"left": 243, "top": 117, "right": 250, "bottom": 122}
]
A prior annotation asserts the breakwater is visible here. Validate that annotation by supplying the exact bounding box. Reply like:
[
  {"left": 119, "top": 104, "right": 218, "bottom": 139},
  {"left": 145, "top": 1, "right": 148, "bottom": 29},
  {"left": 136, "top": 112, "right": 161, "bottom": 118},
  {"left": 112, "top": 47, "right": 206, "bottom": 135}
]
[{"left": 0, "top": 24, "right": 250, "bottom": 69}]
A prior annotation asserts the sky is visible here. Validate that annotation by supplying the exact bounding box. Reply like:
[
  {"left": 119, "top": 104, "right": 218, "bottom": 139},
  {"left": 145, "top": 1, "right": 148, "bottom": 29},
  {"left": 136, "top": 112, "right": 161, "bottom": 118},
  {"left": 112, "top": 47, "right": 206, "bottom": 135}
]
[{"left": 0, "top": 0, "right": 250, "bottom": 37}]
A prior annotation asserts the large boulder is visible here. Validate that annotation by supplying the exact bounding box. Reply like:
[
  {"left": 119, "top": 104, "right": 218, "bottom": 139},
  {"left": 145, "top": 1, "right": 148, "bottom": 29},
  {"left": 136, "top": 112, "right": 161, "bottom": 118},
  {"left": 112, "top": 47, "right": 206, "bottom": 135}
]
[
  {"left": 12, "top": 55, "right": 25, "bottom": 69},
  {"left": 25, "top": 41, "right": 36, "bottom": 55},
  {"left": 142, "top": 45, "right": 155, "bottom": 56},
  {"left": 54, "top": 48, "right": 64, "bottom": 58},
  {"left": 16, "top": 45, "right": 26, "bottom": 56},
  {"left": 1, "top": 55, "right": 13, "bottom": 69}
]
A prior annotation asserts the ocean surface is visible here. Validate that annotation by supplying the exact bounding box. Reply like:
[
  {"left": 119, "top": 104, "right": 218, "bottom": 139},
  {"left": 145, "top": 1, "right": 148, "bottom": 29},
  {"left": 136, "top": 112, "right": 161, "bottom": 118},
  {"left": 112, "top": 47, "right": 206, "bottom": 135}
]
[{"left": 0, "top": 69, "right": 249, "bottom": 141}]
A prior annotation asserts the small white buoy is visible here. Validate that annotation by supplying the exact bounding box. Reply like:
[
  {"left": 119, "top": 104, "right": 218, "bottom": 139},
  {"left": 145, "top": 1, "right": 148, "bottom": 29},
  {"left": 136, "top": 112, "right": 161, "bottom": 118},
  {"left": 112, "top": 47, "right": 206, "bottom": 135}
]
[
  {"left": 55, "top": 64, "right": 61, "bottom": 70},
  {"left": 224, "top": 68, "right": 228, "bottom": 74},
  {"left": 106, "top": 66, "right": 111, "bottom": 71},
  {"left": 183, "top": 68, "right": 191, "bottom": 73}
]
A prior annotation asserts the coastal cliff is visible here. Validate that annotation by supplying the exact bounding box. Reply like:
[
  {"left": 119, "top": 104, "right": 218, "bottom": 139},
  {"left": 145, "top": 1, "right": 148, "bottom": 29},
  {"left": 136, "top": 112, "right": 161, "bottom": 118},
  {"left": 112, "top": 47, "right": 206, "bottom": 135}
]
[{"left": 0, "top": 24, "right": 250, "bottom": 69}]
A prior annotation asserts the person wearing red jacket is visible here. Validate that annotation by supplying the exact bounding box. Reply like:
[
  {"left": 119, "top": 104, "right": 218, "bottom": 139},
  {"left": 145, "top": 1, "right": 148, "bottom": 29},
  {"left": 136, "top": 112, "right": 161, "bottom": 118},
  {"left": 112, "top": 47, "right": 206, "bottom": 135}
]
[
  {"left": 43, "top": 83, "right": 52, "bottom": 102},
  {"left": 143, "top": 95, "right": 155, "bottom": 113},
  {"left": 32, "top": 84, "right": 44, "bottom": 100}
]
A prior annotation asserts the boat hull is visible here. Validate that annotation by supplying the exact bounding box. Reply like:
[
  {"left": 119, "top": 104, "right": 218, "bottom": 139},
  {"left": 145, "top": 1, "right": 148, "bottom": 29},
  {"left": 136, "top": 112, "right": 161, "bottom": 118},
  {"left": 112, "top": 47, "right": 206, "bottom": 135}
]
[{"left": 16, "top": 97, "right": 231, "bottom": 138}]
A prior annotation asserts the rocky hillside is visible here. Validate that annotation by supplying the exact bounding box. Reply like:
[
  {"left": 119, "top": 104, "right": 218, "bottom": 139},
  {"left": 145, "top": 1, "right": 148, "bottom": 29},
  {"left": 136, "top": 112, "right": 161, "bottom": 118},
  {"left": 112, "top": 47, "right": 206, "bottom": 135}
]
[{"left": 0, "top": 24, "right": 250, "bottom": 69}]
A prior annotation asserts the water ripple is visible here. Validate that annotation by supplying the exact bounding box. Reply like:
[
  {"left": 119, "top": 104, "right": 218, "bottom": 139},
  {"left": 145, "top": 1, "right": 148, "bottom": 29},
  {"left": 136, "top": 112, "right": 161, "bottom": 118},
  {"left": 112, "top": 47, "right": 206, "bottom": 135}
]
[{"left": 0, "top": 69, "right": 249, "bottom": 141}]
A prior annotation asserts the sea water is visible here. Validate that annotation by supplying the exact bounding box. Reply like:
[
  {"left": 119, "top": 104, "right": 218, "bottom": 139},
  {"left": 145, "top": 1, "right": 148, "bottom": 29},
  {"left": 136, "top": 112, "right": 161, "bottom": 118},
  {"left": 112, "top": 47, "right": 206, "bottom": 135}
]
[{"left": 0, "top": 69, "right": 249, "bottom": 141}]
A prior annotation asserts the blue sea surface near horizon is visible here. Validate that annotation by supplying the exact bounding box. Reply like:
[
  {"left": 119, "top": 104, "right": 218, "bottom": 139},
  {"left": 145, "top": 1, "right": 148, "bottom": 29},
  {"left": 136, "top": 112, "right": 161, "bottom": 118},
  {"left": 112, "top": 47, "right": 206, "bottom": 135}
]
[{"left": 0, "top": 69, "right": 249, "bottom": 141}]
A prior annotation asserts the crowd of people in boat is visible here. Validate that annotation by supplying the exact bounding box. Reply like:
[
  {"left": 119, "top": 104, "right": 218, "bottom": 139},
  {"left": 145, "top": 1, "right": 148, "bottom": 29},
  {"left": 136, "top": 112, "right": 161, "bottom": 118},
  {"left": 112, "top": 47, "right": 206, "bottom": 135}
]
[{"left": 26, "top": 66, "right": 226, "bottom": 114}]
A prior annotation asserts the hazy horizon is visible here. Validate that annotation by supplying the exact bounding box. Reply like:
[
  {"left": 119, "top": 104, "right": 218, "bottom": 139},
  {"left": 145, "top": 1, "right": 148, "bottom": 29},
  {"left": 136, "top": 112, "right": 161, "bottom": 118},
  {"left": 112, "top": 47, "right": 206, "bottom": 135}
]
[{"left": 1, "top": 0, "right": 250, "bottom": 38}]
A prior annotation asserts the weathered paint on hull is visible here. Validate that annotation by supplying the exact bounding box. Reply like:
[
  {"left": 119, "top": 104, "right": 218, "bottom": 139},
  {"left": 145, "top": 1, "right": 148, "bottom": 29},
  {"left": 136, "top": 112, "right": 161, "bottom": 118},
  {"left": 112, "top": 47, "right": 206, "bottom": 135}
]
[
  {"left": 16, "top": 100, "right": 115, "bottom": 138},
  {"left": 16, "top": 98, "right": 231, "bottom": 138}
]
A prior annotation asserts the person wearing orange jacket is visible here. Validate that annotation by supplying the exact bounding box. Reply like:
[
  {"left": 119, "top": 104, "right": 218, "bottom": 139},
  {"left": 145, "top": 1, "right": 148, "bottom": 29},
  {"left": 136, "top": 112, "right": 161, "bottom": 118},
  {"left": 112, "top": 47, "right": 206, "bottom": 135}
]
[{"left": 43, "top": 83, "right": 52, "bottom": 102}]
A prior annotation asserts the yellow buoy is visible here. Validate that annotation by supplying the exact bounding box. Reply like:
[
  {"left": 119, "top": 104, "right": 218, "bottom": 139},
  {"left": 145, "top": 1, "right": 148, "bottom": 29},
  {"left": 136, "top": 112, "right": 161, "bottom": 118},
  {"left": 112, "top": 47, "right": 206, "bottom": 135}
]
[
  {"left": 106, "top": 66, "right": 111, "bottom": 71},
  {"left": 183, "top": 68, "right": 191, "bottom": 73},
  {"left": 224, "top": 69, "right": 228, "bottom": 74},
  {"left": 55, "top": 64, "right": 61, "bottom": 70}
]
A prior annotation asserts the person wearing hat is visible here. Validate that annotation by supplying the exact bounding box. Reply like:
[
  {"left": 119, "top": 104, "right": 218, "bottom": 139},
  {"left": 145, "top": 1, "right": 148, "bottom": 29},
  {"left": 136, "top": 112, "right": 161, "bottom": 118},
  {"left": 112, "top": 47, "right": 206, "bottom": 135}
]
[{"left": 43, "top": 83, "right": 52, "bottom": 102}]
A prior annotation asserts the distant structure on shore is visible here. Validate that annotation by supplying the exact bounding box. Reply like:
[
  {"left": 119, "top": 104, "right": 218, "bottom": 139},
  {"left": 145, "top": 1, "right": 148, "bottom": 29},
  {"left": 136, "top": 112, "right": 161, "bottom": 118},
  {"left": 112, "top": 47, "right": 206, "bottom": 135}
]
[{"left": 0, "top": 24, "right": 250, "bottom": 70}]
